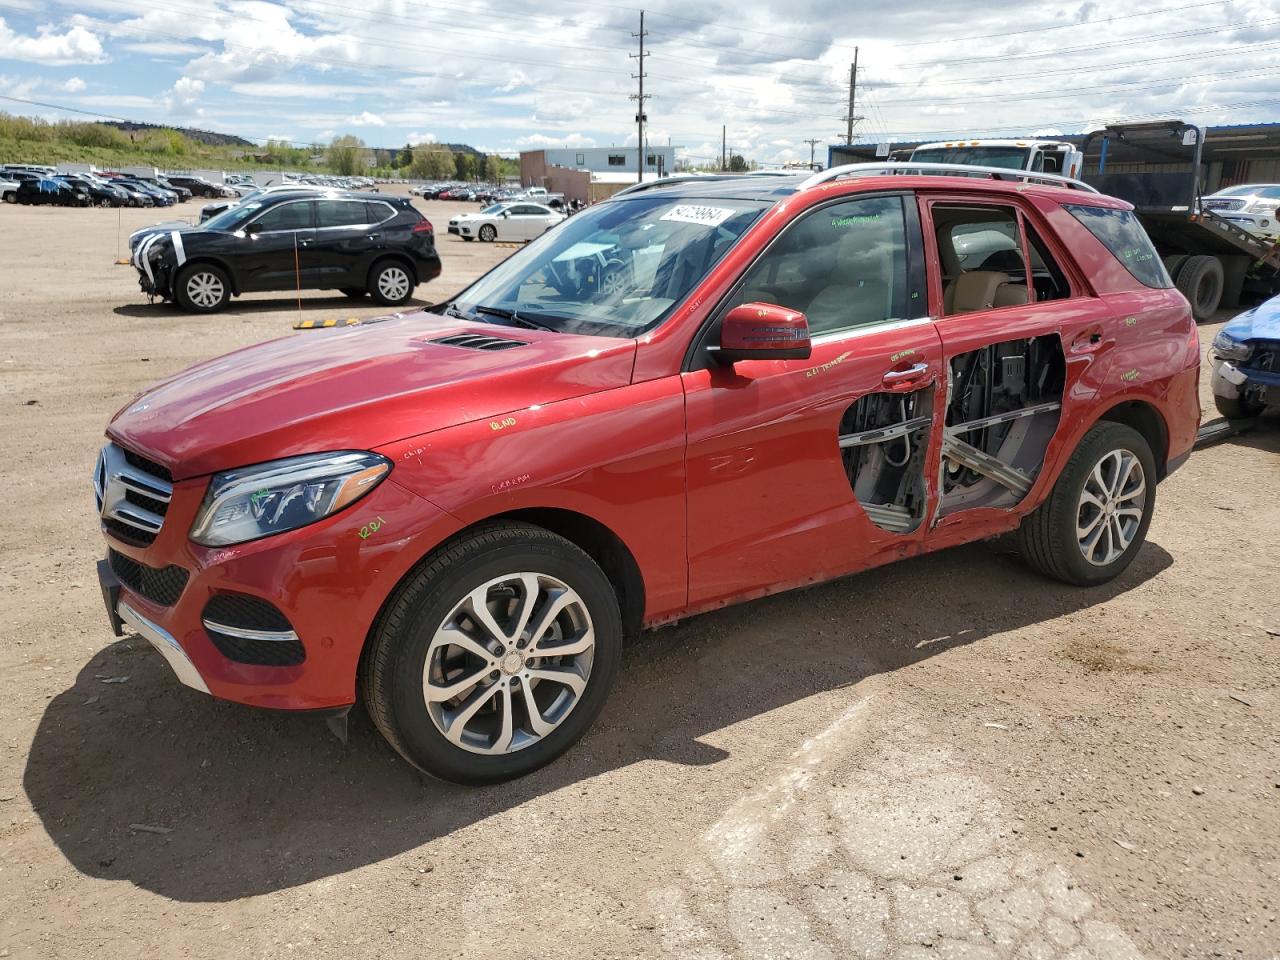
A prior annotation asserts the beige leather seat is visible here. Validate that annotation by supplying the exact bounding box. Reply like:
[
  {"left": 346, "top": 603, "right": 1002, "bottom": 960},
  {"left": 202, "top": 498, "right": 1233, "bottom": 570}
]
[
  {"left": 804, "top": 234, "right": 892, "bottom": 333},
  {"left": 944, "top": 270, "right": 1029, "bottom": 314}
]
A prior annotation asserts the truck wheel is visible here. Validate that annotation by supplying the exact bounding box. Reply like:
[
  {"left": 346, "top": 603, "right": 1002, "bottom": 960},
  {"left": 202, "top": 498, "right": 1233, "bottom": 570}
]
[
  {"left": 1161, "top": 254, "right": 1189, "bottom": 281},
  {"left": 174, "top": 263, "right": 231, "bottom": 313},
  {"left": 360, "top": 522, "right": 623, "bottom": 784},
  {"left": 1214, "top": 394, "right": 1264, "bottom": 420},
  {"left": 1175, "top": 255, "right": 1224, "bottom": 322},
  {"left": 1016, "top": 422, "right": 1156, "bottom": 587}
]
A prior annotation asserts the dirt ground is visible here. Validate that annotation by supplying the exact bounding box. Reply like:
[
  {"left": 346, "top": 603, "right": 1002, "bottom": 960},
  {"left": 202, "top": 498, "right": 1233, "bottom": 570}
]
[{"left": 0, "top": 187, "right": 1277, "bottom": 960}]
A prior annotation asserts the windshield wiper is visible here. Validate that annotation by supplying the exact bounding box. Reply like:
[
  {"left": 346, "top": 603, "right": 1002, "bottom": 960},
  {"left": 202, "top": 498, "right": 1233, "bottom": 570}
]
[{"left": 472, "top": 304, "right": 558, "bottom": 332}]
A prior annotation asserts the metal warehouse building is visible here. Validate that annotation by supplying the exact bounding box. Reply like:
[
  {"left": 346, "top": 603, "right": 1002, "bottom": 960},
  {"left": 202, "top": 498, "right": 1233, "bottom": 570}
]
[
  {"left": 519, "top": 145, "right": 679, "bottom": 204},
  {"left": 828, "top": 122, "right": 1280, "bottom": 191}
]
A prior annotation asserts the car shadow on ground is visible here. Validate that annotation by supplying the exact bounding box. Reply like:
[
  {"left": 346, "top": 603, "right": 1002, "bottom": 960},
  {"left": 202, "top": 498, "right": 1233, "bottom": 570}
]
[
  {"left": 111, "top": 296, "right": 432, "bottom": 318},
  {"left": 24, "top": 538, "right": 1173, "bottom": 903}
]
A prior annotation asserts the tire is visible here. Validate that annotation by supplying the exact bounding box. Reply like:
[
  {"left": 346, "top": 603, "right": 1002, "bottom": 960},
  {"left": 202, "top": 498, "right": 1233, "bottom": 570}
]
[
  {"left": 1214, "top": 393, "right": 1264, "bottom": 420},
  {"left": 1016, "top": 422, "right": 1156, "bottom": 587},
  {"left": 462, "top": 236, "right": 475, "bottom": 242},
  {"left": 1174, "top": 255, "right": 1224, "bottom": 322},
  {"left": 173, "top": 263, "right": 231, "bottom": 313},
  {"left": 1161, "top": 254, "right": 1189, "bottom": 282},
  {"left": 369, "top": 260, "right": 414, "bottom": 306},
  {"left": 361, "top": 522, "right": 623, "bottom": 784},
  {"left": 340, "top": 287, "right": 366, "bottom": 299},
  {"left": 478, "top": 224, "right": 497, "bottom": 242}
]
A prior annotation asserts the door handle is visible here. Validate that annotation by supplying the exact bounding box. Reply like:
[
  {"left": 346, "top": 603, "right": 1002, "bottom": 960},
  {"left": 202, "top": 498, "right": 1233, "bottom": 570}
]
[
  {"left": 881, "top": 362, "right": 930, "bottom": 389},
  {"left": 367, "top": 233, "right": 381, "bottom": 240},
  {"left": 298, "top": 238, "right": 313, "bottom": 246},
  {"left": 1071, "top": 329, "right": 1103, "bottom": 353}
]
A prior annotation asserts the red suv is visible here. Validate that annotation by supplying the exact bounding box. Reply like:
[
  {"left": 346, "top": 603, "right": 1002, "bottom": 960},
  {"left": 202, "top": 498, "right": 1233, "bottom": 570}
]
[{"left": 94, "top": 166, "right": 1200, "bottom": 783}]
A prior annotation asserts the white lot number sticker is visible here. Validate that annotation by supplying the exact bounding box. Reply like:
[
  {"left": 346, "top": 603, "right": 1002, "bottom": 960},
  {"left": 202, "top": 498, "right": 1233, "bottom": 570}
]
[{"left": 660, "top": 204, "right": 737, "bottom": 228}]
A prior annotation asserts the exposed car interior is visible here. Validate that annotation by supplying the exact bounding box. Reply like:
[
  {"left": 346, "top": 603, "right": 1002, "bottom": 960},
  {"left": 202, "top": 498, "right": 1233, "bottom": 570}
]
[{"left": 933, "top": 204, "right": 1071, "bottom": 312}]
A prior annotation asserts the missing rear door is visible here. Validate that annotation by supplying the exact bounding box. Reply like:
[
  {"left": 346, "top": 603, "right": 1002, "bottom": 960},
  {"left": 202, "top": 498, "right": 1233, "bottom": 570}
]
[{"left": 940, "top": 335, "right": 1065, "bottom": 514}]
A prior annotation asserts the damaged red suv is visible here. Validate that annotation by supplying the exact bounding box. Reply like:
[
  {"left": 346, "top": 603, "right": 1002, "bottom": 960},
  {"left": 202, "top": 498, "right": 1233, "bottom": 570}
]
[{"left": 95, "top": 165, "right": 1200, "bottom": 783}]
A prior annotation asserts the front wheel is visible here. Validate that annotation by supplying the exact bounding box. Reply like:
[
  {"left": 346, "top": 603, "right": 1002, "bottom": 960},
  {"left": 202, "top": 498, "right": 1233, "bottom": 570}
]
[
  {"left": 174, "top": 263, "right": 231, "bottom": 313},
  {"left": 1017, "top": 422, "right": 1156, "bottom": 586},
  {"left": 361, "top": 522, "right": 623, "bottom": 784},
  {"left": 369, "top": 260, "right": 414, "bottom": 305},
  {"left": 1214, "top": 393, "right": 1264, "bottom": 420},
  {"left": 478, "top": 224, "right": 497, "bottom": 242}
]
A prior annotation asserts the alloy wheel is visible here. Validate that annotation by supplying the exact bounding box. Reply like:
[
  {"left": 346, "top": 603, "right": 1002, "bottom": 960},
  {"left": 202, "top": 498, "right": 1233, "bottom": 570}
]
[
  {"left": 377, "top": 266, "right": 410, "bottom": 301},
  {"left": 1076, "top": 448, "right": 1146, "bottom": 566},
  {"left": 186, "top": 271, "right": 225, "bottom": 309},
  {"left": 423, "top": 572, "right": 596, "bottom": 755}
]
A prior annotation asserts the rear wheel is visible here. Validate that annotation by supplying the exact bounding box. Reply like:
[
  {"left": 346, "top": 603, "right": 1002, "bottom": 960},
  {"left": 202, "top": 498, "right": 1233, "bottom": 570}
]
[
  {"left": 1175, "top": 255, "right": 1224, "bottom": 322},
  {"left": 1017, "top": 422, "right": 1156, "bottom": 586},
  {"left": 361, "top": 522, "right": 623, "bottom": 784},
  {"left": 174, "top": 263, "right": 231, "bottom": 313},
  {"left": 369, "top": 260, "right": 414, "bottom": 306}
]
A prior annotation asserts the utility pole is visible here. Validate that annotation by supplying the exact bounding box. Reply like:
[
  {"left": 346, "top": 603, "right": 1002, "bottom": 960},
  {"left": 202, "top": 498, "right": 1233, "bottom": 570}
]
[
  {"left": 844, "top": 47, "right": 864, "bottom": 145},
  {"left": 629, "top": 11, "right": 649, "bottom": 185},
  {"left": 803, "top": 137, "right": 822, "bottom": 171},
  {"left": 721, "top": 125, "right": 726, "bottom": 171}
]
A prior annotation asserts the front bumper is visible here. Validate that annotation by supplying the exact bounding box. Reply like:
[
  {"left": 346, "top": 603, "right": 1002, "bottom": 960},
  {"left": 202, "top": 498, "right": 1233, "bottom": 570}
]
[
  {"left": 96, "top": 467, "right": 461, "bottom": 710},
  {"left": 1217, "top": 213, "right": 1278, "bottom": 238},
  {"left": 1211, "top": 357, "right": 1280, "bottom": 402}
]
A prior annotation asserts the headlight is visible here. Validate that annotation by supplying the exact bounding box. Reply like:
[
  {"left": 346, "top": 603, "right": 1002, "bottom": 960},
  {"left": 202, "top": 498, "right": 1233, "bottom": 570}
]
[
  {"left": 190, "top": 451, "right": 391, "bottom": 547},
  {"left": 1244, "top": 201, "right": 1277, "bottom": 214},
  {"left": 1211, "top": 330, "right": 1253, "bottom": 362}
]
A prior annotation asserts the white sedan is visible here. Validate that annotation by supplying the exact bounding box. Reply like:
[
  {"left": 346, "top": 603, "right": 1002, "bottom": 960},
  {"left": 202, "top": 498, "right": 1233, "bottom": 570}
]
[{"left": 448, "top": 202, "right": 565, "bottom": 242}]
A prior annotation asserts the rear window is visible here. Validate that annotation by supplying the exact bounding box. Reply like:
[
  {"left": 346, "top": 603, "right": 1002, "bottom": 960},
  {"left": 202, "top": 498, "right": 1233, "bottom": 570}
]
[{"left": 1064, "top": 204, "right": 1170, "bottom": 288}]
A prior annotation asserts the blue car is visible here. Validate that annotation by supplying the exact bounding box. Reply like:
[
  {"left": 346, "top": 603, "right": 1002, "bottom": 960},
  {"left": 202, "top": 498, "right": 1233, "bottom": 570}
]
[{"left": 1210, "top": 292, "right": 1280, "bottom": 419}]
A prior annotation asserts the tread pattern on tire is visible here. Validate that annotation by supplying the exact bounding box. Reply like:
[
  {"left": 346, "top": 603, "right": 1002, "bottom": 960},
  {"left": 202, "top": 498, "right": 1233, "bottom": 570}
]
[
  {"left": 359, "top": 520, "right": 608, "bottom": 770},
  {"left": 1017, "top": 422, "right": 1153, "bottom": 586}
]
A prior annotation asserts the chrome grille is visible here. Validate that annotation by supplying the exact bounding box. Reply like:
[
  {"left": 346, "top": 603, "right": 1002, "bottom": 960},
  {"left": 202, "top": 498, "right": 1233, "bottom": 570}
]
[
  {"left": 94, "top": 443, "right": 173, "bottom": 546},
  {"left": 1204, "top": 198, "right": 1246, "bottom": 212}
]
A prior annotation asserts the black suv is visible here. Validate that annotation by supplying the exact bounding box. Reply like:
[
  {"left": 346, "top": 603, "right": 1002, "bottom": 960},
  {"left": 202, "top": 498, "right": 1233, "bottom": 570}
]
[
  {"left": 162, "top": 175, "right": 226, "bottom": 199},
  {"left": 132, "top": 191, "right": 441, "bottom": 312}
]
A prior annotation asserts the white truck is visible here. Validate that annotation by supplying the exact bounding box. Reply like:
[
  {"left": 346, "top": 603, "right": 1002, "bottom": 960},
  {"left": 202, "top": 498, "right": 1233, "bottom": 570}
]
[{"left": 909, "top": 139, "right": 1084, "bottom": 179}]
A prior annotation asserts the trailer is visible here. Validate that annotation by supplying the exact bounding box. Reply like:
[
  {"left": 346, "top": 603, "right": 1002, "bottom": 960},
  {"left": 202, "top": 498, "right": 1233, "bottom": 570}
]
[{"left": 1078, "top": 120, "right": 1280, "bottom": 320}]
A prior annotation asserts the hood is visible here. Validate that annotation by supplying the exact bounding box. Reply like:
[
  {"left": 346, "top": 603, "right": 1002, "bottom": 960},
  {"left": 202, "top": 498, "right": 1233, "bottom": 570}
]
[
  {"left": 107, "top": 312, "right": 637, "bottom": 481},
  {"left": 1223, "top": 293, "right": 1280, "bottom": 342},
  {"left": 129, "top": 221, "right": 199, "bottom": 245}
]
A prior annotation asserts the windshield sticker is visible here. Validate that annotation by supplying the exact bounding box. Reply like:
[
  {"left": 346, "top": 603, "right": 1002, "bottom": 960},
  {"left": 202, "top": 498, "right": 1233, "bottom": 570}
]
[
  {"left": 660, "top": 205, "right": 737, "bottom": 228},
  {"left": 831, "top": 213, "right": 882, "bottom": 227}
]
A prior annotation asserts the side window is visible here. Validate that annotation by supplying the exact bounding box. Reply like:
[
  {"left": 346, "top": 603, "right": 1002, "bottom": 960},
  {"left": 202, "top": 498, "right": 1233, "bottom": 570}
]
[
  {"left": 252, "top": 201, "right": 313, "bottom": 232},
  {"left": 1063, "top": 204, "right": 1171, "bottom": 288},
  {"left": 1025, "top": 223, "right": 1072, "bottom": 302},
  {"left": 315, "top": 199, "right": 369, "bottom": 228},
  {"left": 934, "top": 204, "right": 1030, "bottom": 315},
  {"left": 366, "top": 201, "right": 396, "bottom": 223},
  {"left": 732, "top": 195, "right": 911, "bottom": 336}
]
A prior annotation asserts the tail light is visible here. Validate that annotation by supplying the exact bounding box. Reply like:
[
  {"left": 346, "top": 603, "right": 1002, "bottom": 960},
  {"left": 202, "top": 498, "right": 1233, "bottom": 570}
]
[{"left": 413, "top": 219, "right": 433, "bottom": 234}]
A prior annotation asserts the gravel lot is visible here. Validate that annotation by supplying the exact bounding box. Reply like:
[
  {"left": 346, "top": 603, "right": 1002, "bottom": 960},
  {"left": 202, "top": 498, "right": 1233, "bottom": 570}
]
[{"left": 1, "top": 187, "right": 1277, "bottom": 959}]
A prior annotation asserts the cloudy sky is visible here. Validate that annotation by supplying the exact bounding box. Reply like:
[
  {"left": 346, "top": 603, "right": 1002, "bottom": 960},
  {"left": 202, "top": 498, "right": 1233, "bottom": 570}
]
[{"left": 1, "top": 0, "right": 1278, "bottom": 165}]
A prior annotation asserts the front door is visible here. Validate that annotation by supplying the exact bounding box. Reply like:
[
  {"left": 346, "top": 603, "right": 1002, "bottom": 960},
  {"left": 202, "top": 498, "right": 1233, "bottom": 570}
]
[
  {"left": 682, "top": 192, "right": 944, "bottom": 608},
  {"left": 240, "top": 198, "right": 317, "bottom": 290}
]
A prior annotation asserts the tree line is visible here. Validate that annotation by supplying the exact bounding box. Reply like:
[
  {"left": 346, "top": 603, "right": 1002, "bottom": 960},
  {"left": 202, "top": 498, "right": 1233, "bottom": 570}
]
[{"left": 325, "top": 134, "right": 509, "bottom": 181}]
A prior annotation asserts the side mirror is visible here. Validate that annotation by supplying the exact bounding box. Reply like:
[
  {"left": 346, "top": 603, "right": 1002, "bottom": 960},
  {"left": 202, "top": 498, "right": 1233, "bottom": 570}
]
[
  {"left": 500, "top": 211, "right": 509, "bottom": 218},
  {"left": 245, "top": 222, "right": 263, "bottom": 236},
  {"left": 713, "top": 302, "right": 812, "bottom": 364}
]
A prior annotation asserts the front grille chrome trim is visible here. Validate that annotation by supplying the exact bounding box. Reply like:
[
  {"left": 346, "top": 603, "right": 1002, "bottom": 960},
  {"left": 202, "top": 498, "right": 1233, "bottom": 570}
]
[
  {"left": 201, "top": 619, "right": 300, "bottom": 643},
  {"left": 96, "top": 443, "right": 173, "bottom": 543}
]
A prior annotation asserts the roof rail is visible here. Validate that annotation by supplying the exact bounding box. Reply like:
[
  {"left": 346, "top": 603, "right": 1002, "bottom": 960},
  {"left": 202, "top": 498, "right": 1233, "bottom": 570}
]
[
  {"left": 798, "top": 162, "right": 1099, "bottom": 193},
  {"left": 611, "top": 170, "right": 796, "bottom": 199}
]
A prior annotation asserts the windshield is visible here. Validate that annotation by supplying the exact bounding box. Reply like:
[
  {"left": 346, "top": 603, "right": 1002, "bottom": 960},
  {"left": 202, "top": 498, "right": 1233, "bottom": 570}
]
[
  {"left": 480, "top": 203, "right": 509, "bottom": 215},
  {"left": 451, "top": 195, "right": 769, "bottom": 337},
  {"left": 202, "top": 200, "right": 266, "bottom": 231},
  {"left": 1214, "top": 184, "right": 1280, "bottom": 199},
  {"left": 911, "top": 146, "right": 1033, "bottom": 170}
]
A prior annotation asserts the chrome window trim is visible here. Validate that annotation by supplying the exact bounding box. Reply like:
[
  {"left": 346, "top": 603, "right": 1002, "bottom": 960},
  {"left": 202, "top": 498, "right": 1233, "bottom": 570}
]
[{"left": 243, "top": 198, "right": 315, "bottom": 234}]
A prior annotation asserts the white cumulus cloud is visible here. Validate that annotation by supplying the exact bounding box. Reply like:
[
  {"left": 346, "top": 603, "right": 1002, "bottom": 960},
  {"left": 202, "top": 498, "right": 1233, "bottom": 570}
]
[
  {"left": 345, "top": 111, "right": 386, "bottom": 127},
  {"left": 162, "top": 75, "right": 205, "bottom": 115},
  {"left": 0, "top": 18, "right": 106, "bottom": 65},
  {"left": 62, "top": 76, "right": 86, "bottom": 92},
  {"left": 407, "top": 131, "right": 437, "bottom": 145}
]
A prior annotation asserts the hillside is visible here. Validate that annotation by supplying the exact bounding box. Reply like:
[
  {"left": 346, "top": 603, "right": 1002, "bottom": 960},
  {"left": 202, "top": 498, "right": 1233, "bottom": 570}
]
[{"left": 102, "top": 120, "right": 256, "bottom": 148}]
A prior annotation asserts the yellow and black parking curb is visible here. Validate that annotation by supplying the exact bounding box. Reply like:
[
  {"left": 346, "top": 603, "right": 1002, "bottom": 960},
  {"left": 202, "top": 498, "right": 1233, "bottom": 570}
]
[{"left": 292, "top": 317, "right": 363, "bottom": 330}]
